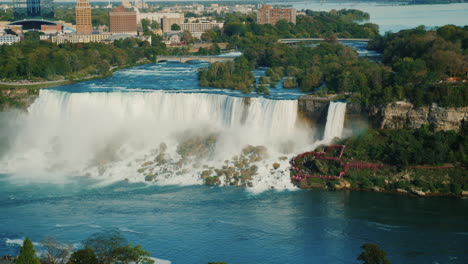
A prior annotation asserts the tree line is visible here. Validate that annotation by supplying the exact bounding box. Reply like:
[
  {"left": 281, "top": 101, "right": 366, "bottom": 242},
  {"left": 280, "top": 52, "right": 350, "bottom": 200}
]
[
  {"left": 14, "top": 234, "right": 391, "bottom": 264},
  {"left": 198, "top": 10, "right": 467, "bottom": 108},
  {"left": 14, "top": 231, "right": 154, "bottom": 264},
  {"left": 201, "top": 9, "right": 378, "bottom": 48},
  {"left": 341, "top": 123, "right": 468, "bottom": 167},
  {"left": 0, "top": 34, "right": 170, "bottom": 81}
]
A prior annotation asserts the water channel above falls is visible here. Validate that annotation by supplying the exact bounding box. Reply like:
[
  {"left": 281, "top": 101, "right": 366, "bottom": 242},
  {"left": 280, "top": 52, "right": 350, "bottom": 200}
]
[{"left": 53, "top": 61, "right": 307, "bottom": 100}]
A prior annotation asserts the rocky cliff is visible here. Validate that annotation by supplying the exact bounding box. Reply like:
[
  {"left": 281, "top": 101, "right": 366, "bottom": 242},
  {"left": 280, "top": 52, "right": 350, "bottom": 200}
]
[
  {"left": 297, "top": 95, "right": 330, "bottom": 123},
  {"left": 0, "top": 88, "right": 39, "bottom": 111},
  {"left": 371, "top": 101, "right": 468, "bottom": 131},
  {"left": 298, "top": 96, "right": 468, "bottom": 132}
]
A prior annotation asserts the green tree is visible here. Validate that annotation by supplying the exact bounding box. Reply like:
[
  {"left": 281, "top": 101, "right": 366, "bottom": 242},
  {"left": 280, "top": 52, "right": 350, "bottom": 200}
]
[
  {"left": 181, "top": 31, "right": 194, "bottom": 44},
  {"left": 141, "top": 19, "right": 151, "bottom": 35},
  {"left": 114, "top": 244, "right": 154, "bottom": 264},
  {"left": 67, "top": 248, "right": 98, "bottom": 264},
  {"left": 150, "top": 21, "right": 160, "bottom": 30},
  {"left": 23, "top": 31, "right": 43, "bottom": 41},
  {"left": 393, "top": 57, "right": 428, "bottom": 85},
  {"left": 201, "top": 29, "right": 218, "bottom": 42},
  {"left": 16, "top": 237, "right": 41, "bottom": 264},
  {"left": 171, "top": 24, "right": 181, "bottom": 31},
  {"left": 357, "top": 243, "right": 391, "bottom": 264},
  {"left": 96, "top": 60, "right": 111, "bottom": 75},
  {"left": 83, "top": 231, "right": 154, "bottom": 264}
]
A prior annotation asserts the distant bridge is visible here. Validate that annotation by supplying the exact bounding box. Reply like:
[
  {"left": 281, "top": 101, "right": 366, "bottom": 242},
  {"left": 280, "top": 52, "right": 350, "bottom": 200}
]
[
  {"left": 278, "top": 38, "right": 371, "bottom": 44},
  {"left": 156, "top": 56, "right": 236, "bottom": 63}
]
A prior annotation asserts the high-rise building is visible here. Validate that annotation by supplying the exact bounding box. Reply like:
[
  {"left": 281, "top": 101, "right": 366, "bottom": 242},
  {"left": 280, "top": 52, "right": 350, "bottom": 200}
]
[
  {"left": 109, "top": 6, "right": 137, "bottom": 35},
  {"left": 76, "top": 0, "right": 92, "bottom": 34},
  {"left": 13, "top": 0, "right": 54, "bottom": 19},
  {"left": 257, "top": 5, "right": 296, "bottom": 25}
]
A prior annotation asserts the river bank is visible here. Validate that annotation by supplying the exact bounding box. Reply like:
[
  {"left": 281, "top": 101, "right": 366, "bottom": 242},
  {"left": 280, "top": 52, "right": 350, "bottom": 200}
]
[
  {"left": 299, "top": 169, "right": 468, "bottom": 198},
  {"left": 0, "top": 60, "right": 153, "bottom": 111}
]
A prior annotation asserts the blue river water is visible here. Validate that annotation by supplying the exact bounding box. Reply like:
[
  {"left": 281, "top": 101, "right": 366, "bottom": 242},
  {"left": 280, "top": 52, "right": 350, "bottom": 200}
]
[
  {"left": 0, "top": 176, "right": 467, "bottom": 264},
  {"left": 284, "top": 1, "right": 468, "bottom": 34},
  {"left": 53, "top": 61, "right": 307, "bottom": 100},
  {"left": 0, "top": 32, "right": 467, "bottom": 263}
]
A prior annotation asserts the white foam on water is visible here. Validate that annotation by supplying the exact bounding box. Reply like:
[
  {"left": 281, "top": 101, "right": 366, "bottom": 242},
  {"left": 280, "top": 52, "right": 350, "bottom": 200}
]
[
  {"left": 118, "top": 227, "right": 143, "bottom": 234},
  {"left": 0, "top": 90, "right": 348, "bottom": 192},
  {"left": 5, "top": 238, "right": 41, "bottom": 247},
  {"left": 151, "top": 257, "right": 172, "bottom": 264}
]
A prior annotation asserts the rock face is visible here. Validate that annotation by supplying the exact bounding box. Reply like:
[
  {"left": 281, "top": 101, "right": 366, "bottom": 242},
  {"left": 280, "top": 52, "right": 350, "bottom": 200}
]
[
  {"left": 298, "top": 96, "right": 467, "bottom": 132},
  {"left": 0, "top": 88, "right": 39, "bottom": 111},
  {"left": 297, "top": 96, "right": 330, "bottom": 123},
  {"left": 371, "top": 101, "right": 468, "bottom": 131}
]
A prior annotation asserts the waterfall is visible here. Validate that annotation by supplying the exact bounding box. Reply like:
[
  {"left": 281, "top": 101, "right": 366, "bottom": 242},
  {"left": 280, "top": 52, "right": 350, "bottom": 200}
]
[
  {"left": 0, "top": 90, "right": 313, "bottom": 190},
  {"left": 322, "top": 101, "right": 347, "bottom": 141}
]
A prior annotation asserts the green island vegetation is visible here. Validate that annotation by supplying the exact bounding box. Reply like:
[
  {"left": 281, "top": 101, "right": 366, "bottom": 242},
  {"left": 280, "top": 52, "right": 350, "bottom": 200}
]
[
  {"left": 198, "top": 56, "right": 254, "bottom": 91},
  {"left": 198, "top": 10, "right": 467, "bottom": 108},
  {"left": 296, "top": 123, "right": 468, "bottom": 196},
  {"left": 14, "top": 231, "right": 154, "bottom": 264},
  {"left": 368, "top": 25, "right": 468, "bottom": 107}
]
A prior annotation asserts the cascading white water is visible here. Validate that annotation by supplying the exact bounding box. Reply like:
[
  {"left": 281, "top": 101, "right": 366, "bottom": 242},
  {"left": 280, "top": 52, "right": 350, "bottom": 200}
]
[
  {"left": 0, "top": 90, "right": 315, "bottom": 191},
  {"left": 322, "top": 101, "right": 347, "bottom": 141},
  {"left": 0, "top": 91, "right": 351, "bottom": 191}
]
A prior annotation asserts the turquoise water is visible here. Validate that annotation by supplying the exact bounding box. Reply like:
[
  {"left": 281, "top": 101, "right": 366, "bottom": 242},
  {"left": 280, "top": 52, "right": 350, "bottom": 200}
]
[
  {"left": 0, "top": 176, "right": 467, "bottom": 263},
  {"left": 285, "top": 2, "right": 468, "bottom": 33},
  {"left": 0, "top": 51, "right": 467, "bottom": 263}
]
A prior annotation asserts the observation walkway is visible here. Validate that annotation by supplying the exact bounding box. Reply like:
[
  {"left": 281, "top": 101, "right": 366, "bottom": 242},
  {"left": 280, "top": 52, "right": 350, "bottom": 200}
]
[
  {"left": 290, "top": 145, "right": 385, "bottom": 183},
  {"left": 156, "top": 56, "right": 236, "bottom": 63},
  {"left": 290, "top": 144, "right": 455, "bottom": 184}
]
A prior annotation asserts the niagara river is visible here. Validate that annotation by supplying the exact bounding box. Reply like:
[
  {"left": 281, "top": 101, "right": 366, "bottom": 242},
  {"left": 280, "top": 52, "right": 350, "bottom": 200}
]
[{"left": 0, "top": 62, "right": 467, "bottom": 264}]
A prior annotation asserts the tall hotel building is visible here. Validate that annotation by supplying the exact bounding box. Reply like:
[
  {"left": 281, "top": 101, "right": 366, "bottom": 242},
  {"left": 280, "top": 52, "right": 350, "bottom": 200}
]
[
  {"left": 257, "top": 5, "right": 296, "bottom": 25},
  {"left": 109, "top": 6, "right": 137, "bottom": 35},
  {"left": 76, "top": 0, "right": 92, "bottom": 34}
]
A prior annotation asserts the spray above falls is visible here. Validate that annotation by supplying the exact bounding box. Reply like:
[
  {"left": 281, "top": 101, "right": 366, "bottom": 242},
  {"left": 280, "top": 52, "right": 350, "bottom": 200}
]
[{"left": 0, "top": 90, "right": 348, "bottom": 191}]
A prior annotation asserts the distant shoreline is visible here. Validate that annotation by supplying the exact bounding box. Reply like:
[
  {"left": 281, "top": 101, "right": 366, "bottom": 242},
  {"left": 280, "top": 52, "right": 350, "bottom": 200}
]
[{"left": 0, "top": 60, "right": 153, "bottom": 91}]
